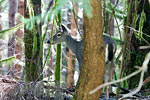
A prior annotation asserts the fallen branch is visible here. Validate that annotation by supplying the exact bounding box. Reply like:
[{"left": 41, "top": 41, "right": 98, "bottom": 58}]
[{"left": 89, "top": 52, "right": 150, "bottom": 99}]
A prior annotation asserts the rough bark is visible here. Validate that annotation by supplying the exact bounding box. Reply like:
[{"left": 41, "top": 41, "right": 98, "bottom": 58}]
[
  {"left": 14, "top": 0, "right": 24, "bottom": 80},
  {"left": 74, "top": 0, "right": 105, "bottom": 100}
]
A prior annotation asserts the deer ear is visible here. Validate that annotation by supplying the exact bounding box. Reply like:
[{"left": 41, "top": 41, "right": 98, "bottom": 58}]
[
  {"left": 61, "top": 24, "right": 71, "bottom": 34},
  {"left": 61, "top": 24, "right": 67, "bottom": 32}
]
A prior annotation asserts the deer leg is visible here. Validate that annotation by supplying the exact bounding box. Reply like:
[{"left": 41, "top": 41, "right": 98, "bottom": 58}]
[
  {"left": 105, "top": 63, "right": 110, "bottom": 99},
  {"left": 105, "top": 61, "right": 114, "bottom": 99}
]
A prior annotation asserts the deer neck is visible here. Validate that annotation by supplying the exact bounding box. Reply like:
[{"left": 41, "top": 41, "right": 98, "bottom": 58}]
[{"left": 65, "top": 35, "right": 77, "bottom": 54}]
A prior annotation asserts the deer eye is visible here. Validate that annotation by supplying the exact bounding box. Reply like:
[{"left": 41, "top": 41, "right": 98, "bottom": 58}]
[{"left": 57, "top": 33, "right": 61, "bottom": 38}]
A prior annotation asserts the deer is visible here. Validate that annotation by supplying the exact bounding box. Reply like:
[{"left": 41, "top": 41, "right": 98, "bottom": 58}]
[{"left": 48, "top": 24, "right": 117, "bottom": 98}]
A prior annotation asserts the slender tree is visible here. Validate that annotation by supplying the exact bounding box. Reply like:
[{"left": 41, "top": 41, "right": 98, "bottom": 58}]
[
  {"left": 14, "top": 0, "right": 24, "bottom": 80},
  {"left": 8, "top": 0, "right": 16, "bottom": 64},
  {"left": 74, "top": 0, "right": 105, "bottom": 99},
  {"left": 66, "top": 3, "right": 77, "bottom": 88},
  {"left": 54, "top": 1, "right": 63, "bottom": 100},
  {"left": 109, "top": 0, "right": 115, "bottom": 35},
  {"left": 54, "top": 1, "right": 62, "bottom": 86}
]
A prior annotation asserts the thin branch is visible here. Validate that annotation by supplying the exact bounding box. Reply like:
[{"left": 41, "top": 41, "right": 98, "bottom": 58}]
[
  {"left": 139, "top": 46, "right": 150, "bottom": 49},
  {"left": 89, "top": 67, "right": 141, "bottom": 94}
]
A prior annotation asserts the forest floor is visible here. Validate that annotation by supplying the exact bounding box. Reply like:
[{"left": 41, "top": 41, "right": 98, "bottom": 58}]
[{"left": 0, "top": 75, "right": 150, "bottom": 100}]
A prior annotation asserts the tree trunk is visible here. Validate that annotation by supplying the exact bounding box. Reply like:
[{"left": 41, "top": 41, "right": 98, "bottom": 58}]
[
  {"left": 66, "top": 49, "right": 75, "bottom": 88},
  {"left": 54, "top": 2, "right": 62, "bottom": 99},
  {"left": 8, "top": 0, "right": 16, "bottom": 60},
  {"left": 7, "top": 0, "right": 16, "bottom": 77},
  {"left": 0, "top": 14, "right": 2, "bottom": 74},
  {"left": 109, "top": 0, "right": 115, "bottom": 35},
  {"left": 66, "top": 3, "right": 77, "bottom": 88},
  {"left": 24, "top": 0, "right": 43, "bottom": 81},
  {"left": 74, "top": 0, "right": 104, "bottom": 100},
  {"left": 14, "top": 0, "right": 24, "bottom": 80},
  {"left": 48, "top": 52, "right": 53, "bottom": 76}
]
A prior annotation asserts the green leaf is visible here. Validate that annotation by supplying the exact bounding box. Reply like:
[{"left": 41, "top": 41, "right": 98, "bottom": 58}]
[
  {"left": 82, "top": 0, "right": 92, "bottom": 18},
  {"left": 138, "top": 10, "right": 146, "bottom": 39},
  {"left": 0, "top": 23, "right": 23, "bottom": 38},
  {"left": 71, "top": 0, "right": 92, "bottom": 18},
  {"left": 0, "top": 56, "right": 16, "bottom": 66},
  {"left": 0, "top": 0, "right": 5, "bottom": 5}
]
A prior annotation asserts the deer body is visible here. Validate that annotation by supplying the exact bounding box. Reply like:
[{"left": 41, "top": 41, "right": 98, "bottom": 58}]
[
  {"left": 52, "top": 32, "right": 116, "bottom": 69},
  {"left": 49, "top": 25, "right": 117, "bottom": 98},
  {"left": 65, "top": 36, "right": 83, "bottom": 68}
]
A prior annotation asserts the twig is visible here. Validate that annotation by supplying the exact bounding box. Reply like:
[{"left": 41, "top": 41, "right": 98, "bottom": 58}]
[
  {"left": 143, "top": 76, "right": 150, "bottom": 85},
  {"left": 46, "top": 0, "right": 54, "bottom": 12},
  {"left": 139, "top": 46, "right": 150, "bottom": 49},
  {"left": 126, "top": 26, "right": 150, "bottom": 45},
  {"left": 114, "top": 0, "right": 119, "bottom": 8},
  {"left": 89, "top": 67, "right": 141, "bottom": 94}
]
